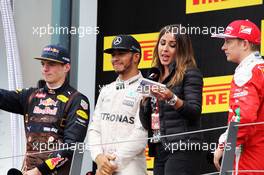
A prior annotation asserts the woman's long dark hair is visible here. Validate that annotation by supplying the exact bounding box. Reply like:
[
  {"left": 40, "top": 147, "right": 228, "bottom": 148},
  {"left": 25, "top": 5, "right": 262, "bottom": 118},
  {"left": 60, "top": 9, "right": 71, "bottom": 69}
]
[{"left": 152, "top": 24, "right": 197, "bottom": 87}]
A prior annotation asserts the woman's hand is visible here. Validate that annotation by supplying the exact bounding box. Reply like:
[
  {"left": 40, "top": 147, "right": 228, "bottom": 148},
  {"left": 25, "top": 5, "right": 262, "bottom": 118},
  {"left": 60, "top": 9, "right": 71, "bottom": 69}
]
[
  {"left": 150, "top": 86, "right": 173, "bottom": 101},
  {"left": 151, "top": 86, "right": 183, "bottom": 109}
]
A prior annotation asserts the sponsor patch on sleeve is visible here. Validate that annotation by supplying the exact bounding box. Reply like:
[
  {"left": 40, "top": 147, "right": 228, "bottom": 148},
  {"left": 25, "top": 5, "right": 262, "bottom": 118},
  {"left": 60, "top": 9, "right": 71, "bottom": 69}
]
[
  {"left": 45, "top": 157, "right": 64, "bottom": 170},
  {"left": 15, "top": 89, "right": 22, "bottom": 93},
  {"left": 76, "top": 109, "right": 89, "bottom": 120},
  {"left": 57, "top": 95, "right": 69, "bottom": 103},
  {"left": 80, "top": 99, "right": 88, "bottom": 110}
]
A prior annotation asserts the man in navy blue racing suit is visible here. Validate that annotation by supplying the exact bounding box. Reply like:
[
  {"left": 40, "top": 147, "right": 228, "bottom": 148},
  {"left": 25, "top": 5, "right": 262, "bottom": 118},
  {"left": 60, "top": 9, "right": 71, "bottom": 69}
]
[{"left": 0, "top": 44, "right": 89, "bottom": 175}]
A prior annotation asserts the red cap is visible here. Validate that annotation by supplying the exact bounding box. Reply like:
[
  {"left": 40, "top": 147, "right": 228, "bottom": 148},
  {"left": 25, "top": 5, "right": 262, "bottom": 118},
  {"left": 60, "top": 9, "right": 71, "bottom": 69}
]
[{"left": 212, "top": 20, "right": 261, "bottom": 45}]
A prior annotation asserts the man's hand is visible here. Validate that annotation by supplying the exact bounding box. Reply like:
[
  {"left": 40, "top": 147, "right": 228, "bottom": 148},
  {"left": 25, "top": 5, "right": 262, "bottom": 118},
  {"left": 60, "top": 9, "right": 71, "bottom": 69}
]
[
  {"left": 214, "top": 147, "right": 224, "bottom": 171},
  {"left": 24, "top": 167, "right": 41, "bottom": 175},
  {"left": 95, "top": 154, "right": 117, "bottom": 175}
]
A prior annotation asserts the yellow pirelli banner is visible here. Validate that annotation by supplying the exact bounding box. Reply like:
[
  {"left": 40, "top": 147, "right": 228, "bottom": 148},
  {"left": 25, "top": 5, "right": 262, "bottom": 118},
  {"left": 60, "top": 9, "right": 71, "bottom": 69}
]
[
  {"left": 202, "top": 75, "right": 232, "bottom": 113},
  {"left": 145, "top": 146, "right": 154, "bottom": 170},
  {"left": 103, "top": 33, "right": 159, "bottom": 71},
  {"left": 261, "top": 20, "right": 264, "bottom": 56},
  {"left": 186, "top": 0, "right": 263, "bottom": 14}
]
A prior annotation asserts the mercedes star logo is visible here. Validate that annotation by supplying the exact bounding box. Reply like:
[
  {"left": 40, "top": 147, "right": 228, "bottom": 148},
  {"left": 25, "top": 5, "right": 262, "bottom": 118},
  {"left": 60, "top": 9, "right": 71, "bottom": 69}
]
[{"left": 113, "top": 36, "right": 122, "bottom": 45}]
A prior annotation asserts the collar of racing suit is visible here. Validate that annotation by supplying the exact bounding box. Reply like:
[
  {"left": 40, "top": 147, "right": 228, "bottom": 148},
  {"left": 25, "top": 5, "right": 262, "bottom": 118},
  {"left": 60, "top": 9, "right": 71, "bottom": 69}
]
[
  {"left": 236, "top": 51, "right": 262, "bottom": 71},
  {"left": 43, "top": 79, "right": 70, "bottom": 94},
  {"left": 116, "top": 72, "right": 143, "bottom": 87},
  {"left": 234, "top": 51, "right": 263, "bottom": 87}
]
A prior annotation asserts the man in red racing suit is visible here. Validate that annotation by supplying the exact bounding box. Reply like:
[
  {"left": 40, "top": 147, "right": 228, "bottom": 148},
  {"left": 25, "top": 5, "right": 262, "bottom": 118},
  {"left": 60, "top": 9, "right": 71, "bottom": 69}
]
[
  {"left": 0, "top": 44, "right": 89, "bottom": 175},
  {"left": 212, "top": 20, "right": 264, "bottom": 174}
]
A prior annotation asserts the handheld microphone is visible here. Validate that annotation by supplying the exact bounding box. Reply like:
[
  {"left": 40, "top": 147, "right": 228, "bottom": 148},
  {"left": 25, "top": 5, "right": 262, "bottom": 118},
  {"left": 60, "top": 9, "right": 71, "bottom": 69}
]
[
  {"left": 147, "top": 67, "right": 160, "bottom": 82},
  {"left": 7, "top": 168, "right": 23, "bottom": 175}
]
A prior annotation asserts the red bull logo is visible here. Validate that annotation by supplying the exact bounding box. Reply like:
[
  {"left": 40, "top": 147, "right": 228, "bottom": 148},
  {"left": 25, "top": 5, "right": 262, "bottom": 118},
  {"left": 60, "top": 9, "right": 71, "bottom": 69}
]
[
  {"left": 45, "top": 157, "right": 64, "bottom": 170},
  {"left": 39, "top": 98, "right": 58, "bottom": 107},
  {"left": 35, "top": 93, "right": 46, "bottom": 98},
  {"left": 33, "top": 106, "right": 58, "bottom": 115}
]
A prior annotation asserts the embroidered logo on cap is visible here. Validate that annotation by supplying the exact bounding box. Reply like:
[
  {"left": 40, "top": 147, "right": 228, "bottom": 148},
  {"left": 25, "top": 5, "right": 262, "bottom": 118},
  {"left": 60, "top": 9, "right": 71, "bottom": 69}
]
[
  {"left": 239, "top": 25, "right": 252, "bottom": 35},
  {"left": 43, "top": 47, "right": 60, "bottom": 53},
  {"left": 113, "top": 36, "right": 122, "bottom": 45}
]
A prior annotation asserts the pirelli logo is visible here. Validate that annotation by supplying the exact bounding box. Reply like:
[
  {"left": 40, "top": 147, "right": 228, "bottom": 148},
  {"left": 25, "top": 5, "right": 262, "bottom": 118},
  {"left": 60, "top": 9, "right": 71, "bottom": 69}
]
[
  {"left": 261, "top": 20, "right": 264, "bottom": 56},
  {"left": 186, "top": 0, "right": 263, "bottom": 14},
  {"left": 202, "top": 75, "right": 232, "bottom": 114},
  {"left": 103, "top": 33, "right": 158, "bottom": 71}
]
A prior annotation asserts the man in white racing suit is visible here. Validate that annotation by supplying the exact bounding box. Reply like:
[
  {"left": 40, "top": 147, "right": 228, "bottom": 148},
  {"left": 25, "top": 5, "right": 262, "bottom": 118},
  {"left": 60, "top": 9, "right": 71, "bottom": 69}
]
[{"left": 88, "top": 35, "right": 148, "bottom": 175}]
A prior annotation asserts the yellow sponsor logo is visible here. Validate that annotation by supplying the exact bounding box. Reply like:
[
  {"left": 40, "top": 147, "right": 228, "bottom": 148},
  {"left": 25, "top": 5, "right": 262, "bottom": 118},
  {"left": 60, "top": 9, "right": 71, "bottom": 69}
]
[
  {"left": 186, "top": 0, "right": 263, "bottom": 14},
  {"left": 202, "top": 75, "right": 232, "bottom": 114},
  {"left": 261, "top": 20, "right": 264, "bottom": 56},
  {"left": 15, "top": 89, "right": 22, "bottom": 93},
  {"left": 57, "top": 95, "right": 69, "bottom": 103},
  {"left": 103, "top": 33, "right": 159, "bottom": 71},
  {"left": 76, "top": 109, "right": 89, "bottom": 120}
]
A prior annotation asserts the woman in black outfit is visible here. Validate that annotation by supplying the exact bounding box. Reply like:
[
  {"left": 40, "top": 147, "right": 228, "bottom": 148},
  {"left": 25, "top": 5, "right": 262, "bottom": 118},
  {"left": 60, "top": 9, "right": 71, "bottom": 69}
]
[{"left": 140, "top": 24, "right": 203, "bottom": 175}]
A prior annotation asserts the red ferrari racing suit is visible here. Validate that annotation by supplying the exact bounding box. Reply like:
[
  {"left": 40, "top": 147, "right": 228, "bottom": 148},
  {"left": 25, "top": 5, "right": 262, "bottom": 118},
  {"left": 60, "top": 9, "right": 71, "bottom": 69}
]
[{"left": 219, "top": 52, "right": 264, "bottom": 174}]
